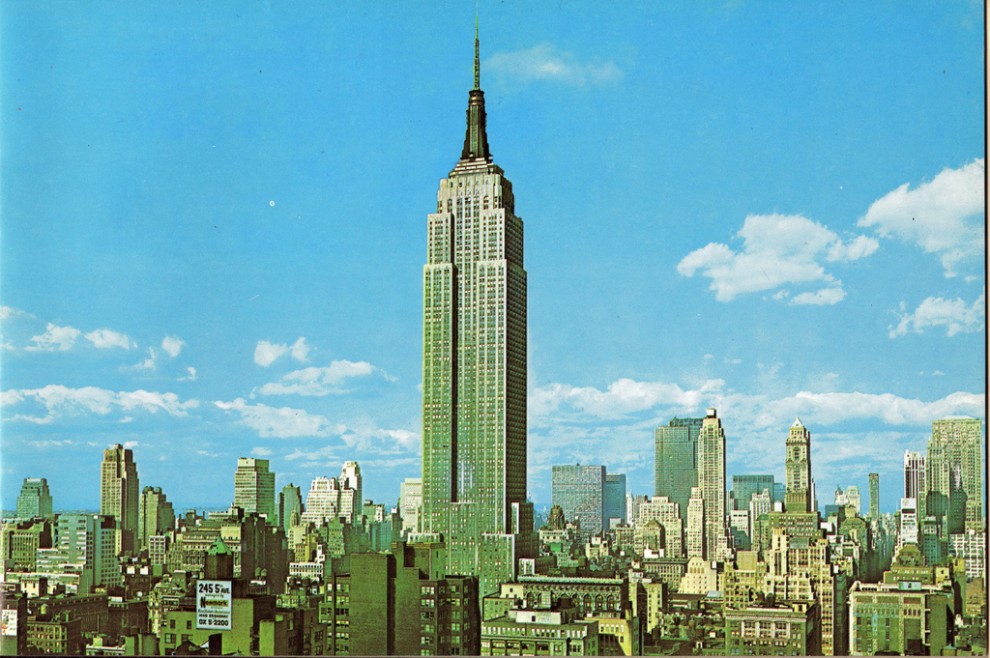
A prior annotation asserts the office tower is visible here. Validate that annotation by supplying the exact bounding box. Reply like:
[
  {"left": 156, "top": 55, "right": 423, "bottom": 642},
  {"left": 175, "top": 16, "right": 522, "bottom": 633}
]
[
  {"left": 16, "top": 478, "right": 53, "bottom": 519},
  {"left": 278, "top": 483, "right": 303, "bottom": 533},
  {"left": 731, "top": 474, "right": 774, "bottom": 511},
  {"left": 784, "top": 419, "right": 812, "bottom": 513},
  {"left": 897, "top": 497, "right": 919, "bottom": 548},
  {"left": 420, "top": 24, "right": 533, "bottom": 596},
  {"left": 697, "top": 408, "right": 728, "bottom": 560},
  {"left": 604, "top": 473, "right": 626, "bottom": 528},
  {"left": 927, "top": 417, "right": 984, "bottom": 531},
  {"left": 686, "top": 486, "right": 705, "bottom": 559},
  {"left": 729, "top": 509, "right": 751, "bottom": 550},
  {"left": 903, "top": 451, "right": 926, "bottom": 520},
  {"left": 138, "top": 486, "right": 175, "bottom": 550},
  {"left": 654, "top": 417, "right": 703, "bottom": 515},
  {"left": 772, "top": 482, "right": 786, "bottom": 506},
  {"left": 100, "top": 444, "right": 140, "bottom": 555},
  {"left": 551, "top": 465, "right": 605, "bottom": 536},
  {"left": 44, "top": 514, "right": 121, "bottom": 593},
  {"left": 626, "top": 494, "right": 649, "bottom": 526},
  {"left": 845, "top": 485, "right": 862, "bottom": 515},
  {"left": 399, "top": 478, "right": 423, "bottom": 534},
  {"left": 233, "top": 457, "right": 275, "bottom": 521},
  {"left": 637, "top": 496, "right": 684, "bottom": 558},
  {"left": 301, "top": 476, "right": 340, "bottom": 526},
  {"left": 869, "top": 473, "right": 880, "bottom": 520},
  {"left": 338, "top": 461, "right": 362, "bottom": 524},
  {"left": 749, "top": 490, "right": 772, "bottom": 542}
]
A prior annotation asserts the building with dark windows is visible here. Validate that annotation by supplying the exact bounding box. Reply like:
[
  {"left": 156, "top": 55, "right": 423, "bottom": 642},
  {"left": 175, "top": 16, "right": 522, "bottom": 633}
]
[
  {"left": 654, "top": 417, "right": 703, "bottom": 515},
  {"left": 16, "top": 478, "right": 53, "bottom": 520}
]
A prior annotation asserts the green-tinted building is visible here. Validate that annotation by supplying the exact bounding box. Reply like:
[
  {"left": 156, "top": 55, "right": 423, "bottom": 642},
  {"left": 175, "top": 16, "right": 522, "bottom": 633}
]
[
  {"left": 724, "top": 602, "right": 819, "bottom": 656},
  {"left": 321, "top": 546, "right": 480, "bottom": 656},
  {"left": 928, "top": 418, "right": 984, "bottom": 533},
  {"left": 481, "top": 609, "right": 598, "bottom": 656},
  {"left": 654, "top": 417, "right": 703, "bottom": 515},
  {"left": 16, "top": 478, "right": 53, "bottom": 520},
  {"left": 420, "top": 25, "right": 533, "bottom": 597},
  {"left": 848, "top": 581, "right": 952, "bottom": 656},
  {"left": 138, "top": 486, "right": 175, "bottom": 552}
]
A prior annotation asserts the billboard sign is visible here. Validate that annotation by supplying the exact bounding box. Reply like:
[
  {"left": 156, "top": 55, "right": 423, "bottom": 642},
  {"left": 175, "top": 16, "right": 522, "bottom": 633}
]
[{"left": 196, "top": 580, "right": 232, "bottom": 630}]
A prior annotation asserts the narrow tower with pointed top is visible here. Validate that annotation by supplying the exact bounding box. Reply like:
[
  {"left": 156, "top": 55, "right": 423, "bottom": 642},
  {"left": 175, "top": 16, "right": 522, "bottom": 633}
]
[
  {"left": 785, "top": 418, "right": 813, "bottom": 513},
  {"left": 421, "top": 23, "right": 533, "bottom": 597}
]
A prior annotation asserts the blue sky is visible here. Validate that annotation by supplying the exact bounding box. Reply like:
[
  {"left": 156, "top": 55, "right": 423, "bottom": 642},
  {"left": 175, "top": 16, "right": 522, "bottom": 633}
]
[{"left": 2, "top": 2, "right": 985, "bottom": 515}]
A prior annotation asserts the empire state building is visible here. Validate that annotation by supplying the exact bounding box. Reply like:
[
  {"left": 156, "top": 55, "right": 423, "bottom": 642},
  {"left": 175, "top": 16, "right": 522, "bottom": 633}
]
[{"left": 420, "top": 24, "right": 534, "bottom": 596}]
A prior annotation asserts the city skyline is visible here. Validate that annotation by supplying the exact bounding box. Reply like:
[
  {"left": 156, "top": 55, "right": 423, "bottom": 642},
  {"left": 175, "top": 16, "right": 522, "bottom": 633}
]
[{"left": 1, "top": 3, "right": 985, "bottom": 515}]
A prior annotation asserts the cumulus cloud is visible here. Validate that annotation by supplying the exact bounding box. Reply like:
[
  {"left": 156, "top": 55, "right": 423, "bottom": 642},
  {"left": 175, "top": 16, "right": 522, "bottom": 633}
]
[
  {"left": 677, "top": 214, "right": 878, "bottom": 303},
  {"left": 213, "top": 398, "right": 344, "bottom": 438},
  {"left": 1, "top": 384, "right": 199, "bottom": 424},
  {"left": 889, "top": 289, "right": 986, "bottom": 338},
  {"left": 530, "top": 377, "right": 725, "bottom": 425},
  {"left": 486, "top": 43, "right": 623, "bottom": 87},
  {"left": 254, "top": 337, "right": 310, "bottom": 367},
  {"left": 129, "top": 348, "right": 157, "bottom": 371},
  {"left": 859, "top": 158, "right": 985, "bottom": 277},
  {"left": 84, "top": 329, "right": 135, "bottom": 350},
  {"left": 161, "top": 336, "right": 185, "bottom": 358},
  {"left": 26, "top": 323, "right": 81, "bottom": 351},
  {"left": 254, "top": 360, "right": 383, "bottom": 397},
  {"left": 178, "top": 366, "right": 198, "bottom": 382},
  {"left": 251, "top": 447, "right": 273, "bottom": 457},
  {"left": 0, "top": 306, "right": 33, "bottom": 321}
]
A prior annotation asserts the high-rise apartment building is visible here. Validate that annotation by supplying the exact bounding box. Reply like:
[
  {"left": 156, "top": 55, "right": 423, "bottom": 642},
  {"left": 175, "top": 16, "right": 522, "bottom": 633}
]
[
  {"left": 420, "top": 25, "right": 533, "bottom": 596},
  {"left": 868, "top": 473, "right": 880, "bottom": 520},
  {"left": 654, "top": 417, "right": 703, "bottom": 515},
  {"left": 138, "top": 486, "right": 175, "bottom": 551},
  {"left": 16, "top": 478, "right": 53, "bottom": 519},
  {"left": 278, "top": 483, "right": 303, "bottom": 533},
  {"left": 697, "top": 408, "right": 728, "bottom": 561},
  {"left": 100, "top": 444, "right": 140, "bottom": 555},
  {"left": 903, "top": 450, "right": 926, "bottom": 520},
  {"left": 844, "top": 485, "right": 862, "bottom": 515},
  {"left": 552, "top": 465, "right": 606, "bottom": 537},
  {"left": 784, "top": 419, "right": 812, "bottom": 514},
  {"left": 604, "top": 473, "right": 626, "bottom": 528},
  {"left": 927, "top": 417, "right": 983, "bottom": 531},
  {"left": 233, "top": 457, "right": 275, "bottom": 521}
]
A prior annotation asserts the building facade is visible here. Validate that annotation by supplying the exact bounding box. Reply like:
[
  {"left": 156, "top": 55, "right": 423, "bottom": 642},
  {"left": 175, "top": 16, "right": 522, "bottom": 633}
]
[
  {"left": 420, "top": 28, "right": 533, "bottom": 596},
  {"left": 552, "top": 465, "right": 606, "bottom": 537},
  {"left": 654, "top": 417, "right": 703, "bottom": 515},
  {"left": 697, "top": 409, "right": 728, "bottom": 561},
  {"left": 100, "top": 444, "right": 140, "bottom": 555},
  {"left": 927, "top": 417, "right": 983, "bottom": 532},
  {"left": 233, "top": 457, "right": 276, "bottom": 521},
  {"left": 16, "top": 478, "right": 53, "bottom": 520},
  {"left": 784, "top": 420, "right": 812, "bottom": 514}
]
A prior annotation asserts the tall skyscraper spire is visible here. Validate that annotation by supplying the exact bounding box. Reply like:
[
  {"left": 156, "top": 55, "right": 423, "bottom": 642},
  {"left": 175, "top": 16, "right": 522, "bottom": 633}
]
[
  {"left": 474, "top": 14, "right": 480, "bottom": 90},
  {"left": 461, "top": 16, "right": 490, "bottom": 162}
]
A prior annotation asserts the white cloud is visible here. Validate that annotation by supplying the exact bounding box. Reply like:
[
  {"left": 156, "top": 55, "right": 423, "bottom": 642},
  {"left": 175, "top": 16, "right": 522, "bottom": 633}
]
[
  {"left": 178, "top": 366, "right": 198, "bottom": 381},
  {"left": 889, "top": 289, "right": 986, "bottom": 338},
  {"left": 123, "top": 440, "right": 139, "bottom": 449},
  {"left": 251, "top": 447, "right": 273, "bottom": 457},
  {"left": 254, "top": 337, "right": 309, "bottom": 367},
  {"left": 791, "top": 286, "right": 846, "bottom": 306},
  {"left": 26, "top": 323, "right": 81, "bottom": 351},
  {"left": 529, "top": 377, "right": 725, "bottom": 425},
  {"left": 859, "top": 158, "right": 985, "bottom": 277},
  {"left": 161, "top": 336, "right": 185, "bottom": 358},
  {"left": 677, "top": 214, "right": 878, "bottom": 303},
  {"left": 84, "top": 328, "right": 135, "bottom": 350},
  {"left": 254, "top": 340, "right": 288, "bottom": 367},
  {"left": 129, "top": 348, "right": 157, "bottom": 371},
  {"left": 1, "top": 384, "right": 199, "bottom": 423},
  {"left": 290, "top": 337, "right": 310, "bottom": 362},
  {"left": 0, "top": 306, "right": 33, "bottom": 321},
  {"left": 486, "top": 43, "right": 623, "bottom": 87},
  {"left": 214, "top": 398, "right": 344, "bottom": 438},
  {"left": 254, "top": 360, "right": 381, "bottom": 397}
]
